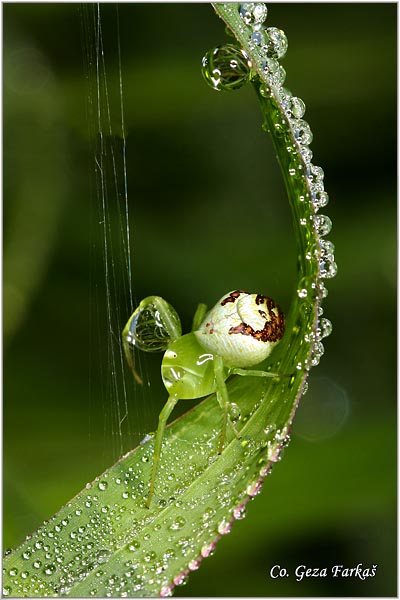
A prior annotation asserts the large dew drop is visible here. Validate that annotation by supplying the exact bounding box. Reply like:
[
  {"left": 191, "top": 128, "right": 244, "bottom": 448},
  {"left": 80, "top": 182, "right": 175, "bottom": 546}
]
[
  {"left": 202, "top": 44, "right": 252, "bottom": 92},
  {"left": 123, "top": 297, "right": 182, "bottom": 353}
]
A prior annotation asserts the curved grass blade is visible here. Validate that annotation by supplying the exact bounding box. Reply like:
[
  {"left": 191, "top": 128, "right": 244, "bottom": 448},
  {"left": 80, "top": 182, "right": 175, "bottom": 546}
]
[{"left": 3, "top": 3, "right": 336, "bottom": 597}]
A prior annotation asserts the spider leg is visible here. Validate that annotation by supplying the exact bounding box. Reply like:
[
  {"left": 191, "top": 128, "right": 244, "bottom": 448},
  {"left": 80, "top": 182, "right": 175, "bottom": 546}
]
[
  {"left": 230, "top": 367, "right": 291, "bottom": 378},
  {"left": 191, "top": 302, "right": 208, "bottom": 332},
  {"left": 213, "top": 355, "right": 241, "bottom": 454},
  {"left": 146, "top": 393, "right": 180, "bottom": 508}
]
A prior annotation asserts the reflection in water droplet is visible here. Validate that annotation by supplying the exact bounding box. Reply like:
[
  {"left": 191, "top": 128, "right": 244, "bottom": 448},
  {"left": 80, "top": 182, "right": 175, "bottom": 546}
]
[
  {"left": 292, "top": 118, "right": 313, "bottom": 146},
  {"left": 290, "top": 96, "right": 306, "bottom": 119},
  {"left": 314, "top": 214, "right": 332, "bottom": 237},
  {"left": 300, "top": 145, "right": 313, "bottom": 163},
  {"left": 124, "top": 298, "right": 181, "bottom": 353},
  {"left": 228, "top": 402, "right": 241, "bottom": 422},
  {"left": 200, "top": 542, "right": 215, "bottom": 558},
  {"left": 246, "top": 479, "right": 263, "bottom": 497},
  {"left": 249, "top": 30, "right": 265, "bottom": 49},
  {"left": 96, "top": 549, "right": 111, "bottom": 565},
  {"left": 44, "top": 564, "right": 56, "bottom": 576},
  {"left": 239, "top": 3, "right": 268, "bottom": 26},
  {"left": 310, "top": 341, "right": 325, "bottom": 366},
  {"left": 169, "top": 516, "right": 186, "bottom": 531},
  {"left": 317, "top": 317, "right": 333, "bottom": 340},
  {"left": 233, "top": 505, "right": 247, "bottom": 520},
  {"left": 262, "top": 58, "right": 286, "bottom": 87},
  {"left": 265, "top": 27, "right": 288, "bottom": 59},
  {"left": 217, "top": 517, "right": 232, "bottom": 536},
  {"left": 128, "top": 540, "right": 140, "bottom": 552},
  {"left": 188, "top": 558, "right": 201, "bottom": 571},
  {"left": 202, "top": 45, "right": 251, "bottom": 92},
  {"left": 311, "top": 190, "right": 329, "bottom": 210}
]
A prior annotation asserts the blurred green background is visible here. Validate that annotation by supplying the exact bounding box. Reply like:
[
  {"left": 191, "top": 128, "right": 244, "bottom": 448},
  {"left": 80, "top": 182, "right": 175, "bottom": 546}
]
[{"left": 3, "top": 3, "right": 396, "bottom": 596}]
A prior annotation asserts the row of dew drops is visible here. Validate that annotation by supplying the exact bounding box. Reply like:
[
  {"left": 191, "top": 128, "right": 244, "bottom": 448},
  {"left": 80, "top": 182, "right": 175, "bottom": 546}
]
[
  {"left": 202, "top": 2, "right": 337, "bottom": 377},
  {"left": 3, "top": 418, "right": 289, "bottom": 597},
  {"left": 3, "top": 5, "right": 336, "bottom": 597}
]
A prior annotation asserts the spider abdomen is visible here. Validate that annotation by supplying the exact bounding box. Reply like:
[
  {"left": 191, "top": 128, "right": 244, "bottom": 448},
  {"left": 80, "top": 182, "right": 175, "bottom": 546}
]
[{"left": 195, "top": 290, "right": 285, "bottom": 368}]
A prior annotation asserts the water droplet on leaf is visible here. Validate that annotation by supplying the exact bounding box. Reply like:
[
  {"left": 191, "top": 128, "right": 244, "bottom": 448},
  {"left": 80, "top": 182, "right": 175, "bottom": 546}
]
[
  {"left": 239, "top": 2, "right": 268, "bottom": 26},
  {"left": 202, "top": 45, "right": 251, "bottom": 92},
  {"left": 264, "top": 27, "right": 288, "bottom": 59}
]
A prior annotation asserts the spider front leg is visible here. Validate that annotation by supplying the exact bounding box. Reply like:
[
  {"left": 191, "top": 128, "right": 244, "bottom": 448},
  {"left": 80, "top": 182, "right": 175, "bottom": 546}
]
[
  {"left": 191, "top": 302, "right": 207, "bottom": 332},
  {"left": 146, "top": 393, "right": 179, "bottom": 509}
]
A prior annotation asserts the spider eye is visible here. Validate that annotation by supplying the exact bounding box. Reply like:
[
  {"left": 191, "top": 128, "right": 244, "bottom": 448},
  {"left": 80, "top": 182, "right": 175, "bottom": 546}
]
[{"left": 123, "top": 297, "right": 182, "bottom": 353}]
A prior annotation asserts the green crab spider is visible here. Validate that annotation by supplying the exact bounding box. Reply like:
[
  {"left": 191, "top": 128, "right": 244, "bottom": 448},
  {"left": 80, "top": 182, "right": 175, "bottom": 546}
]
[{"left": 122, "top": 290, "right": 285, "bottom": 508}]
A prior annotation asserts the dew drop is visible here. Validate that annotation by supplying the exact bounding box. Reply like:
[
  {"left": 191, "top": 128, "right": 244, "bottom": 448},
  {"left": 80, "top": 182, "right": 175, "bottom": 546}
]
[
  {"left": 300, "top": 145, "right": 313, "bottom": 164},
  {"left": 318, "top": 281, "right": 329, "bottom": 299},
  {"left": 200, "top": 542, "right": 215, "bottom": 558},
  {"left": 319, "top": 257, "right": 338, "bottom": 279},
  {"left": 314, "top": 214, "right": 332, "bottom": 237},
  {"left": 318, "top": 317, "right": 333, "bottom": 339},
  {"left": 44, "top": 564, "right": 56, "bottom": 576},
  {"left": 188, "top": 558, "right": 201, "bottom": 571},
  {"left": 310, "top": 341, "right": 325, "bottom": 366},
  {"left": 311, "top": 190, "right": 329, "bottom": 210},
  {"left": 96, "top": 549, "right": 111, "bottom": 564},
  {"left": 128, "top": 540, "right": 140, "bottom": 552},
  {"left": 239, "top": 2, "right": 268, "bottom": 26},
  {"left": 292, "top": 118, "right": 313, "bottom": 146},
  {"left": 160, "top": 585, "right": 173, "bottom": 597},
  {"left": 246, "top": 479, "right": 263, "bottom": 497},
  {"left": 264, "top": 424, "right": 276, "bottom": 435},
  {"left": 233, "top": 505, "right": 247, "bottom": 520},
  {"left": 202, "top": 45, "right": 251, "bottom": 92},
  {"left": 262, "top": 58, "right": 286, "bottom": 86},
  {"left": 228, "top": 402, "right": 241, "bottom": 422},
  {"left": 98, "top": 481, "right": 108, "bottom": 491},
  {"left": 124, "top": 298, "right": 181, "bottom": 353},
  {"left": 249, "top": 30, "right": 265, "bottom": 49},
  {"left": 173, "top": 573, "right": 188, "bottom": 587},
  {"left": 143, "top": 551, "right": 156, "bottom": 563},
  {"left": 289, "top": 96, "right": 306, "bottom": 118},
  {"left": 169, "top": 516, "right": 186, "bottom": 531},
  {"left": 320, "top": 238, "right": 335, "bottom": 258},
  {"left": 264, "top": 27, "right": 288, "bottom": 59}
]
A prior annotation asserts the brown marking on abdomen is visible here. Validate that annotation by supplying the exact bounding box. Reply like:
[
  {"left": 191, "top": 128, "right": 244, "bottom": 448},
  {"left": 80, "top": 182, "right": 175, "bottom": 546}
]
[
  {"left": 228, "top": 297, "right": 285, "bottom": 343},
  {"left": 220, "top": 290, "right": 247, "bottom": 306}
]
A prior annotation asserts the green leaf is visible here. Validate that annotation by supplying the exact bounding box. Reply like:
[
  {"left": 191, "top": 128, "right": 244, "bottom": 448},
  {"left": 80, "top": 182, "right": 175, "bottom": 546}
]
[{"left": 3, "top": 3, "right": 335, "bottom": 597}]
